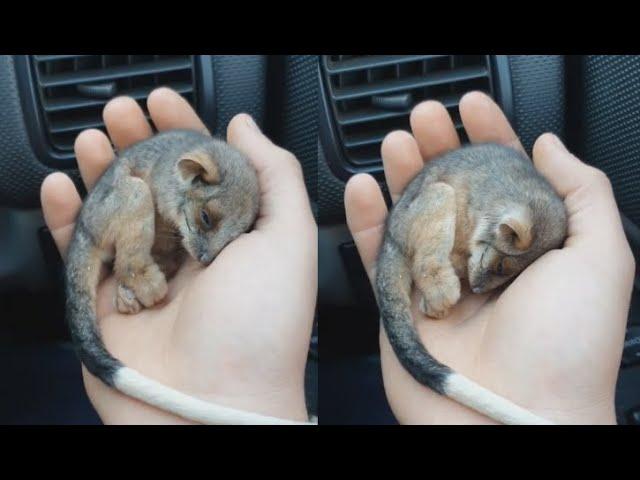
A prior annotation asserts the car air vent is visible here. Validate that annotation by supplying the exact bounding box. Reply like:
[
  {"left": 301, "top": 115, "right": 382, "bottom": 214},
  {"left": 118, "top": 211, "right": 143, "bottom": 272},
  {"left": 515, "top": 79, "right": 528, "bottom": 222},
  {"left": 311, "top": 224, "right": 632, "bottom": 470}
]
[
  {"left": 29, "top": 55, "right": 196, "bottom": 153},
  {"left": 320, "top": 55, "right": 512, "bottom": 178}
]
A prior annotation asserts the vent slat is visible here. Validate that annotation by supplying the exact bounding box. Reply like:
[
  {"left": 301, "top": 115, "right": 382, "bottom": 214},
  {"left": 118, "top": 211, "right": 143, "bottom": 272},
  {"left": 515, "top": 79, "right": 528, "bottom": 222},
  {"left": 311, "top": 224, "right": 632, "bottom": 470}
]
[
  {"left": 344, "top": 122, "right": 465, "bottom": 150},
  {"left": 43, "top": 82, "right": 193, "bottom": 113},
  {"left": 39, "top": 57, "right": 192, "bottom": 88},
  {"left": 332, "top": 65, "right": 488, "bottom": 101},
  {"left": 49, "top": 117, "right": 106, "bottom": 134},
  {"left": 34, "top": 54, "right": 93, "bottom": 62},
  {"left": 338, "top": 108, "right": 409, "bottom": 127},
  {"left": 325, "top": 55, "right": 448, "bottom": 74},
  {"left": 344, "top": 131, "right": 388, "bottom": 149},
  {"left": 50, "top": 114, "right": 154, "bottom": 134}
]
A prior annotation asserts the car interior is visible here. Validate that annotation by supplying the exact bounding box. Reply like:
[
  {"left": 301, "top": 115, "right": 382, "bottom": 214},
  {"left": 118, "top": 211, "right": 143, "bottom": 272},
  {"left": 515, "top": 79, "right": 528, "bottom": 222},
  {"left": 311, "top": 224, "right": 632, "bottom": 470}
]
[
  {"left": 0, "top": 55, "right": 317, "bottom": 424},
  {"left": 318, "top": 55, "right": 640, "bottom": 424}
]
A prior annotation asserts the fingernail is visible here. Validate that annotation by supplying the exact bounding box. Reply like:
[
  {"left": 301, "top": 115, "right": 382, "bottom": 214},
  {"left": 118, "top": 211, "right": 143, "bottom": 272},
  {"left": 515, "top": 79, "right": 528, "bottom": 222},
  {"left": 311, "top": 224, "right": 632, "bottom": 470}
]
[{"left": 245, "top": 115, "right": 261, "bottom": 132}]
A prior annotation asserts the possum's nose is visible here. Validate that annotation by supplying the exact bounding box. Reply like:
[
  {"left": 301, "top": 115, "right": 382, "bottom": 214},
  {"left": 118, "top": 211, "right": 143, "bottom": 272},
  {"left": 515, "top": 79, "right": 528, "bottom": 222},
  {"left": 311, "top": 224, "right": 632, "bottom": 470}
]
[{"left": 198, "top": 252, "right": 213, "bottom": 265}]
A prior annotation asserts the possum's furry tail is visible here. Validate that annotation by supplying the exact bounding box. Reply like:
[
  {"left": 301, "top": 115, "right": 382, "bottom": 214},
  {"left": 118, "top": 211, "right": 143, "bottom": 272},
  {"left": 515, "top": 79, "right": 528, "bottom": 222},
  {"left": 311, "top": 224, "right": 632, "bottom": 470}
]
[
  {"left": 65, "top": 229, "right": 314, "bottom": 425},
  {"left": 376, "top": 236, "right": 554, "bottom": 425}
]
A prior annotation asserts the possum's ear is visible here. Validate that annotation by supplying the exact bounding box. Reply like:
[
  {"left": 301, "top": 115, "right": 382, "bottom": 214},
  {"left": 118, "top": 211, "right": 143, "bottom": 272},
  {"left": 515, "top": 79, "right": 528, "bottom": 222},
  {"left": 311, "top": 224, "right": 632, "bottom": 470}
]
[
  {"left": 178, "top": 151, "right": 220, "bottom": 184},
  {"left": 497, "top": 207, "right": 533, "bottom": 251}
]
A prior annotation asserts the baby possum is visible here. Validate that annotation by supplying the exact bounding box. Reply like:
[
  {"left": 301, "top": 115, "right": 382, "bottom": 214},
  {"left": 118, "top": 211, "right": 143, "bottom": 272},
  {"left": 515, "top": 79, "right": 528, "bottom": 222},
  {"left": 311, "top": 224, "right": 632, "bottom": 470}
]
[
  {"left": 376, "top": 143, "right": 567, "bottom": 425},
  {"left": 65, "top": 130, "right": 306, "bottom": 425}
]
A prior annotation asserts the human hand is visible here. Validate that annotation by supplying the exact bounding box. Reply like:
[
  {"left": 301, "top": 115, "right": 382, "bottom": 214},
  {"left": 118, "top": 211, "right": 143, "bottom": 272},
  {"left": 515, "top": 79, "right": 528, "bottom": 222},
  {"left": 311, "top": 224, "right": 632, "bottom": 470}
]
[
  {"left": 344, "top": 91, "right": 635, "bottom": 424},
  {"left": 41, "top": 88, "right": 317, "bottom": 424}
]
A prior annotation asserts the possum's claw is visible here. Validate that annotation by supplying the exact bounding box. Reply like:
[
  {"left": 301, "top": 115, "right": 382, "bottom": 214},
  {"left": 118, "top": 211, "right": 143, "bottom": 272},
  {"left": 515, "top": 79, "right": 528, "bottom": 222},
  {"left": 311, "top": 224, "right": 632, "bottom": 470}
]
[{"left": 117, "top": 284, "right": 143, "bottom": 314}]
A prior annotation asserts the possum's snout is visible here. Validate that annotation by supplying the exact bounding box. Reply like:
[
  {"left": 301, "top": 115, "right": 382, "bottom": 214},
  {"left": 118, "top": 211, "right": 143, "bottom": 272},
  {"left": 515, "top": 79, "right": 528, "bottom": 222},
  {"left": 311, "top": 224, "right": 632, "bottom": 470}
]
[{"left": 198, "top": 252, "right": 214, "bottom": 265}]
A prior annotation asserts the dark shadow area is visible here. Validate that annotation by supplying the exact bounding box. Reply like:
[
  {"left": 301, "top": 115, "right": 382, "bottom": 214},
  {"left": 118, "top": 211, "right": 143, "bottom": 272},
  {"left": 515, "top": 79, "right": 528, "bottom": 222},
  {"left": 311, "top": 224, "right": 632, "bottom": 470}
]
[{"left": 0, "top": 342, "right": 101, "bottom": 425}]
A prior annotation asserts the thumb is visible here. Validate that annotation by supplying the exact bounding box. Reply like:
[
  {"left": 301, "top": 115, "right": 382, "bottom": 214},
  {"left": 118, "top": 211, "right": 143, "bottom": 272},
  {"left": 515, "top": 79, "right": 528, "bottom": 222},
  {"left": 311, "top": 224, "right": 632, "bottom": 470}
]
[
  {"left": 226, "top": 113, "right": 313, "bottom": 233},
  {"left": 532, "top": 133, "right": 631, "bottom": 262}
]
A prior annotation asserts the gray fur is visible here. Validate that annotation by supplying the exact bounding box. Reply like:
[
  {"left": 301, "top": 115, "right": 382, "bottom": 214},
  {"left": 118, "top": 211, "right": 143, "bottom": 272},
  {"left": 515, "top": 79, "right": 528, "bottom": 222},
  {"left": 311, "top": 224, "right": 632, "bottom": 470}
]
[{"left": 377, "top": 238, "right": 452, "bottom": 393}]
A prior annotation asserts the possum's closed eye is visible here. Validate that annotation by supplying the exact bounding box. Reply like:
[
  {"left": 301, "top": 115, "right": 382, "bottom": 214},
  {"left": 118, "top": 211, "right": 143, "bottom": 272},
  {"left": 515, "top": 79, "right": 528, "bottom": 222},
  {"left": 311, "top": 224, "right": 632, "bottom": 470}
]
[
  {"left": 494, "top": 256, "right": 517, "bottom": 277},
  {"left": 195, "top": 203, "right": 222, "bottom": 232},
  {"left": 200, "top": 209, "right": 212, "bottom": 230},
  {"left": 495, "top": 257, "right": 506, "bottom": 276}
]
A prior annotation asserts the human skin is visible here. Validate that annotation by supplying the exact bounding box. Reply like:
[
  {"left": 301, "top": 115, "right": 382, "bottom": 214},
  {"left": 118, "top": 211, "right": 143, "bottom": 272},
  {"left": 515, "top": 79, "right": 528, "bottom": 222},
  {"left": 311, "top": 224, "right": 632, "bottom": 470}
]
[
  {"left": 344, "top": 91, "right": 636, "bottom": 424},
  {"left": 40, "top": 87, "right": 317, "bottom": 424}
]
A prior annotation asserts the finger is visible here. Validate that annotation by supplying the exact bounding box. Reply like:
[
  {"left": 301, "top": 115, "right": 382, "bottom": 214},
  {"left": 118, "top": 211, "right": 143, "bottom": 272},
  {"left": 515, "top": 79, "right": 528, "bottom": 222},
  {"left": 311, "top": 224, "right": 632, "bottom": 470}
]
[
  {"left": 532, "top": 133, "right": 601, "bottom": 198},
  {"left": 532, "top": 133, "right": 627, "bottom": 251},
  {"left": 344, "top": 173, "right": 388, "bottom": 280},
  {"left": 103, "top": 96, "right": 153, "bottom": 150},
  {"left": 381, "top": 130, "right": 425, "bottom": 204},
  {"left": 74, "top": 129, "right": 115, "bottom": 191},
  {"left": 41, "top": 172, "right": 82, "bottom": 259},
  {"left": 409, "top": 100, "right": 461, "bottom": 160},
  {"left": 147, "top": 87, "right": 210, "bottom": 134},
  {"left": 459, "top": 91, "right": 526, "bottom": 154},
  {"left": 226, "top": 113, "right": 312, "bottom": 231}
]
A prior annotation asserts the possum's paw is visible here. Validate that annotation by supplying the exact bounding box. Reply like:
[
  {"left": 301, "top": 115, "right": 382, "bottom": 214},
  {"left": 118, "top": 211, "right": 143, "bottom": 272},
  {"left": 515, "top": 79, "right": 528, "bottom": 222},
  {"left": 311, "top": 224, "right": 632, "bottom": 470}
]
[
  {"left": 116, "top": 284, "right": 142, "bottom": 314},
  {"left": 417, "top": 267, "right": 461, "bottom": 319},
  {"left": 117, "top": 263, "right": 168, "bottom": 312},
  {"left": 131, "top": 263, "right": 168, "bottom": 307}
]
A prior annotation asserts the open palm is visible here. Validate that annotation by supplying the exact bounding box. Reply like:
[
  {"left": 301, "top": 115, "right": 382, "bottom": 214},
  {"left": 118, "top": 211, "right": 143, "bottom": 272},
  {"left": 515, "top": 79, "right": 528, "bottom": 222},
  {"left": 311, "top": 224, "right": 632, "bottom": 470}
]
[
  {"left": 345, "top": 92, "right": 635, "bottom": 424},
  {"left": 41, "top": 88, "right": 316, "bottom": 424}
]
